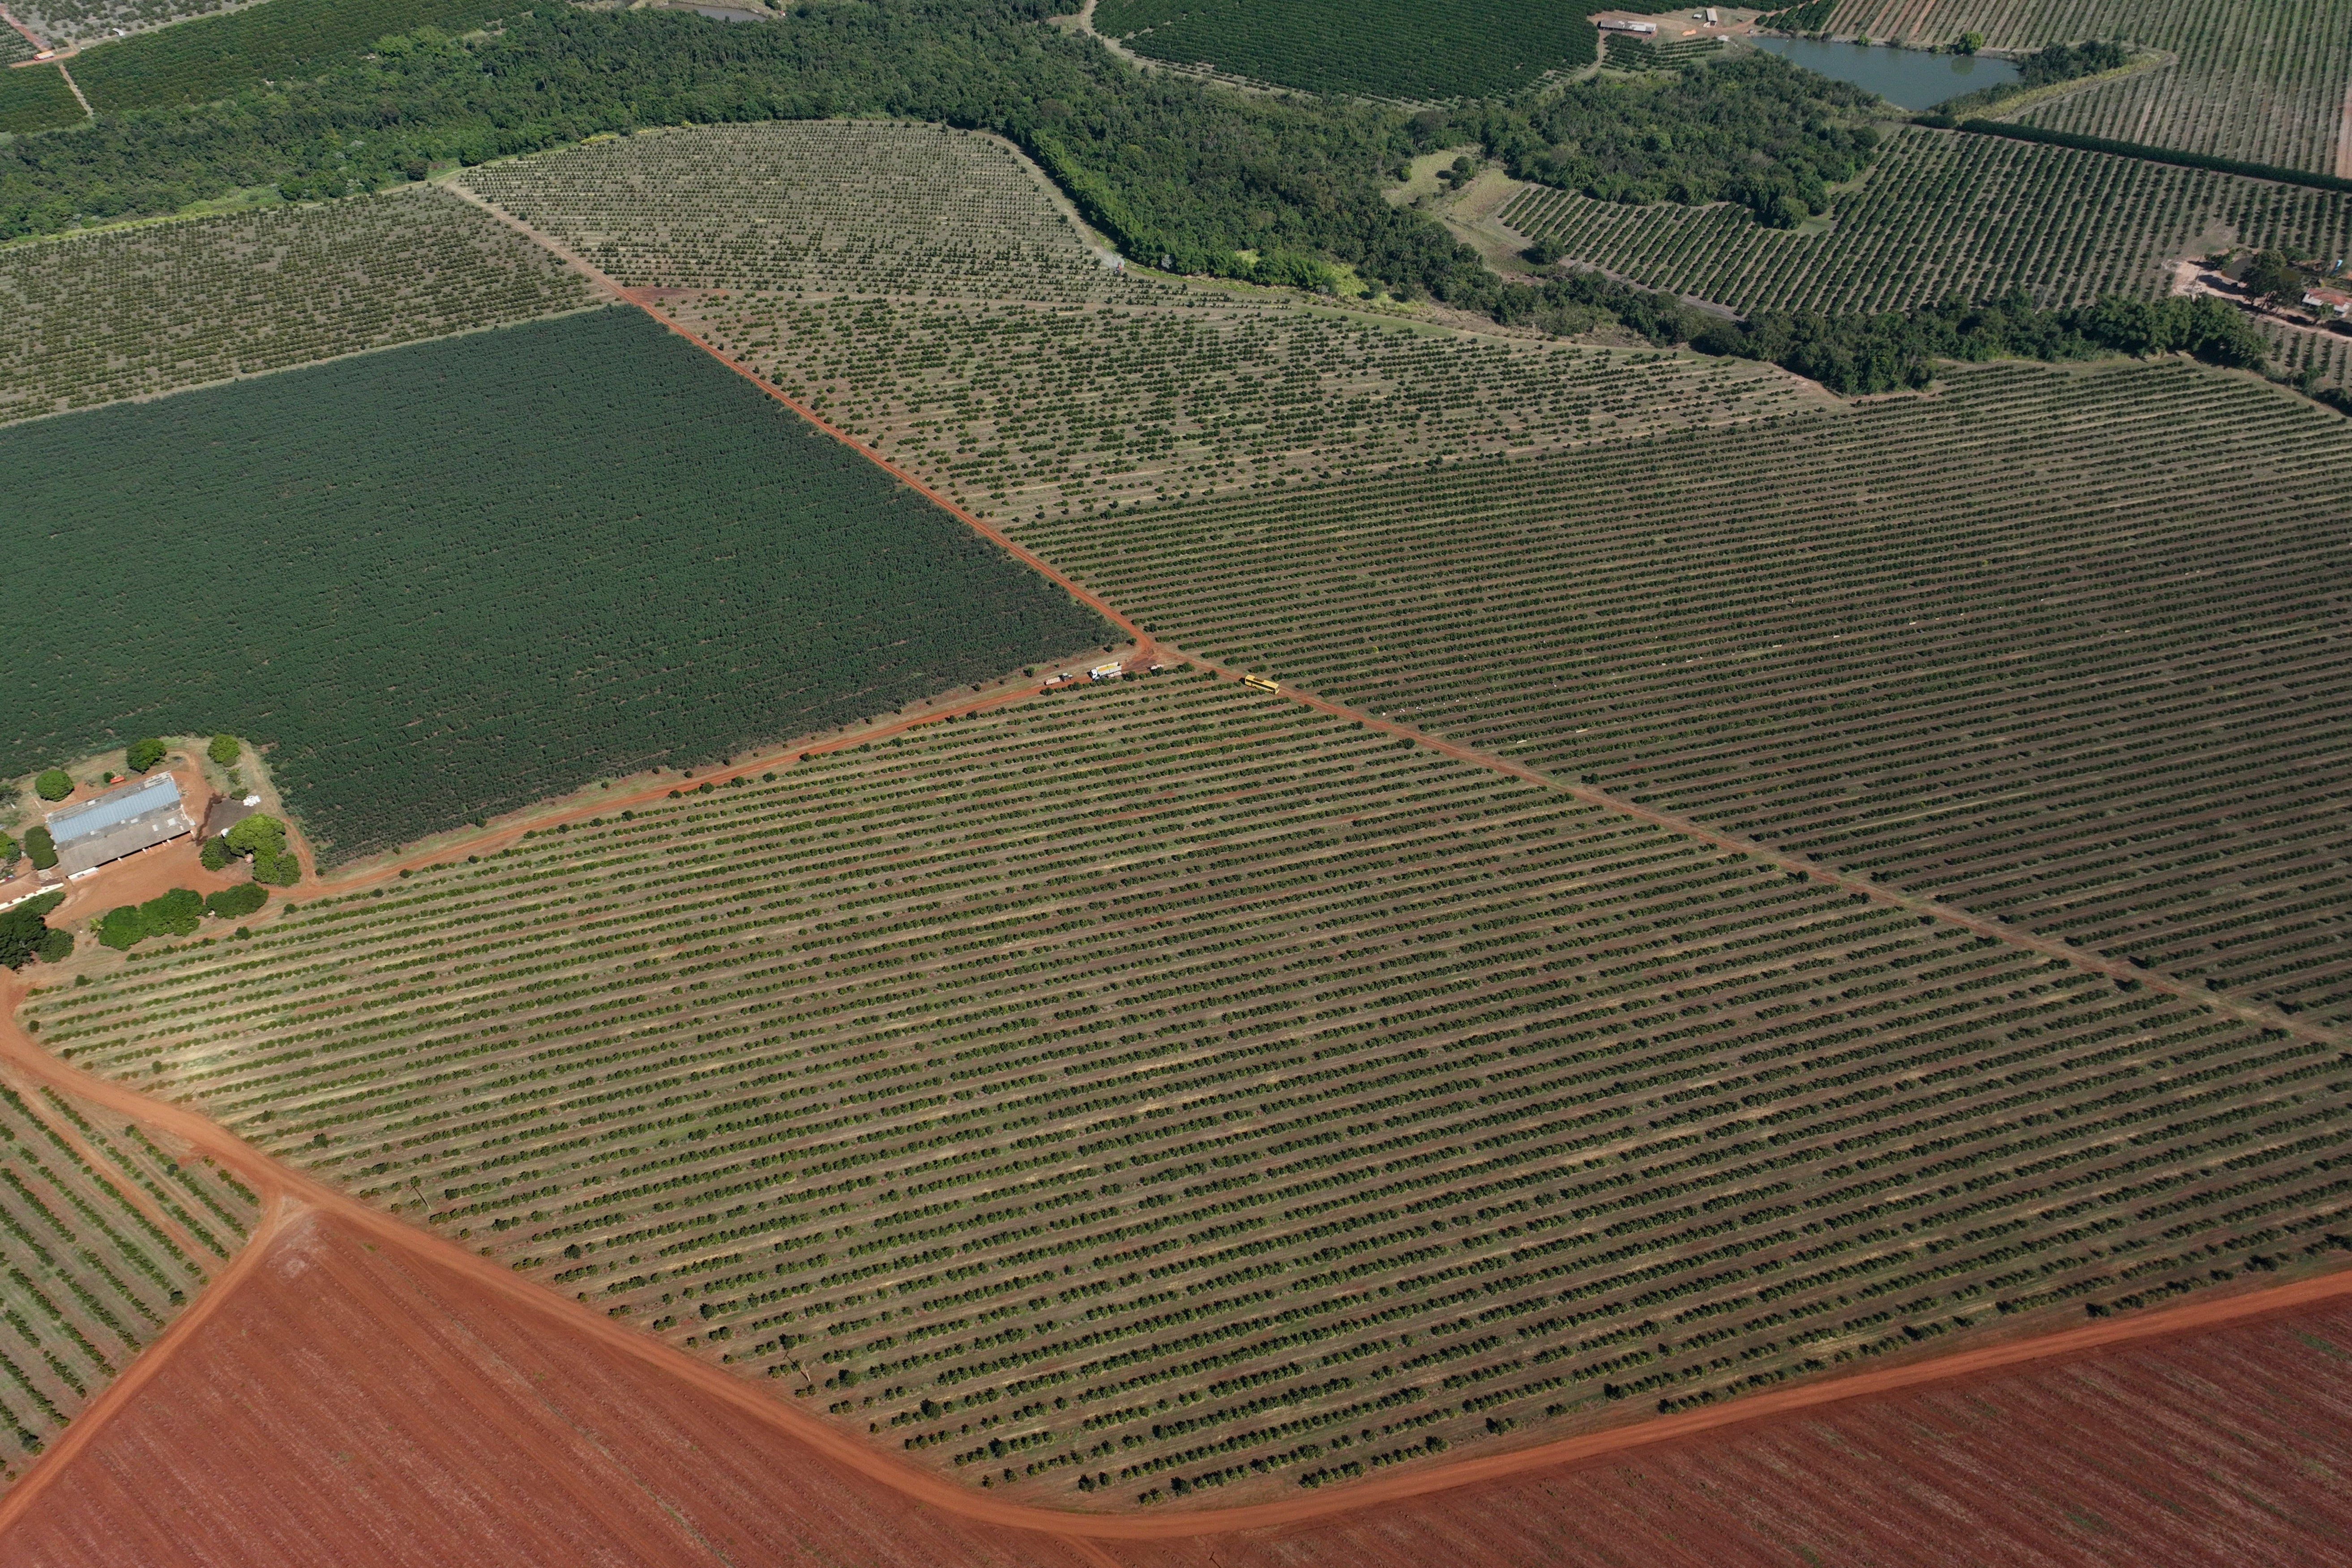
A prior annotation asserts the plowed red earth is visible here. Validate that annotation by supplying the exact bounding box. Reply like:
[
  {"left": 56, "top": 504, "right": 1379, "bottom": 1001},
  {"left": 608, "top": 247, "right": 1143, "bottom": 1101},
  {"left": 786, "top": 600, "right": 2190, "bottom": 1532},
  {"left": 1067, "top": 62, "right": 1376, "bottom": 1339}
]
[
  {"left": 0, "top": 1208, "right": 1103, "bottom": 1568},
  {"left": 1116, "top": 1299, "right": 2352, "bottom": 1567},
  {"left": 5, "top": 1192, "right": 2350, "bottom": 1566}
]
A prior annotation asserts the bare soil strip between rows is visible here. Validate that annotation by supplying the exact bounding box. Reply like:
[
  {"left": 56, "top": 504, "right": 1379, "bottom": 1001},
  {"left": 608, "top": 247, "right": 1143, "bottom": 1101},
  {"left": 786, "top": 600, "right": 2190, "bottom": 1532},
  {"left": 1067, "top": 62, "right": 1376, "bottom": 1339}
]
[
  {"left": 1, "top": 1074, "right": 210, "bottom": 1264},
  {"left": 9, "top": 190, "right": 2347, "bottom": 1542}
]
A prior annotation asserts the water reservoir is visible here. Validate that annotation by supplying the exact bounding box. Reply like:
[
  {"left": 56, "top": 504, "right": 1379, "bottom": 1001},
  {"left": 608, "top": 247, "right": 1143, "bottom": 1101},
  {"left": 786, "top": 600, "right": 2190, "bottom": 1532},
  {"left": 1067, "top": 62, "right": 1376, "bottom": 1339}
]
[{"left": 1747, "top": 36, "right": 2020, "bottom": 110}]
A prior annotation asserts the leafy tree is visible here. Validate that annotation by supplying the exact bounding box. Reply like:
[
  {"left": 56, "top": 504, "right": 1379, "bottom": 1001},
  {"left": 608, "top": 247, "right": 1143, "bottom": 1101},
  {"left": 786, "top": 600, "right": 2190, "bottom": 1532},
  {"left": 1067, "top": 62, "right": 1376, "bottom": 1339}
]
[
  {"left": 204, "top": 882, "right": 268, "bottom": 919},
  {"left": 208, "top": 734, "right": 240, "bottom": 765},
  {"left": 2241, "top": 250, "right": 2303, "bottom": 304},
  {"left": 95, "top": 905, "right": 148, "bottom": 950},
  {"left": 1458, "top": 54, "right": 1883, "bottom": 226},
  {"left": 0, "top": 907, "right": 48, "bottom": 968},
  {"left": 125, "top": 737, "right": 168, "bottom": 773},
  {"left": 34, "top": 927, "right": 72, "bottom": 963},
  {"left": 96, "top": 887, "right": 206, "bottom": 948},
  {"left": 23, "top": 826, "right": 55, "bottom": 871},
  {"left": 33, "top": 769, "right": 72, "bottom": 802},
  {"left": 227, "top": 813, "right": 300, "bottom": 886},
  {"left": 1956, "top": 30, "right": 1983, "bottom": 54},
  {"left": 200, "top": 835, "right": 231, "bottom": 873},
  {"left": 144, "top": 887, "right": 204, "bottom": 936},
  {"left": 2015, "top": 39, "right": 2129, "bottom": 87},
  {"left": 225, "top": 813, "right": 287, "bottom": 859},
  {"left": 0, "top": 831, "right": 15, "bottom": 866}
]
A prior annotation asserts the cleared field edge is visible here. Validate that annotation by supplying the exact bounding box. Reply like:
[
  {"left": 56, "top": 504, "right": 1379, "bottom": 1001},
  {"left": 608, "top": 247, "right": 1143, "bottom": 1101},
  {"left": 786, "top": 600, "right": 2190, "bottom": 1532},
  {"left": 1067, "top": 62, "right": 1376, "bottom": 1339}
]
[{"left": 22, "top": 672, "right": 2352, "bottom": 1511}]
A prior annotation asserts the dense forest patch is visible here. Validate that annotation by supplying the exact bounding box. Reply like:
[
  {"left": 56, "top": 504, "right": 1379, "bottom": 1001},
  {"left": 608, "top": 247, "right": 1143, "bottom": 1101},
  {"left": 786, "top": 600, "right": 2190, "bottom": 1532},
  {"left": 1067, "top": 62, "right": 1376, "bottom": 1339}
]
[{"left": 1093, "top": 0, "right": 1597, "bottom": 99}]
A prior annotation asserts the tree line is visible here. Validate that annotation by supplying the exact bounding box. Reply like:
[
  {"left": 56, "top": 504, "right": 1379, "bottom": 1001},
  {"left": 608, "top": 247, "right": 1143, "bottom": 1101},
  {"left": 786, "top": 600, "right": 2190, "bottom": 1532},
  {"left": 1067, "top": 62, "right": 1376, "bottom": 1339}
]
[
  {"left": 0, "top": 0, "right": 1958, "bottom": 315},
  {"left": 1501, "top": 271, "right": 2272, "bottom": 394},
  {"left": 0, "top": 0, "right": 2301, "bottom": 389}
]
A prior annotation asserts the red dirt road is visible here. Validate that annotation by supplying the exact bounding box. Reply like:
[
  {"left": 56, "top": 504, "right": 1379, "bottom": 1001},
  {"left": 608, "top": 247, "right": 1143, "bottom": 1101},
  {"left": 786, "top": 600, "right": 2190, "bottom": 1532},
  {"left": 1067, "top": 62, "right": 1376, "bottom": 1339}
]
[
  {"left": 0, "top": 1207, "right": 1109, "bottom": 1568},
  {"left": 3, "top": 1172, "right": 2349, "bottom": 1566},
  {"left": 1114, "top": 1295, "right": 2352, "bottom": 1567},
  {"left": 5, "top": 948, "right": 2352, "bottom": 1555}
]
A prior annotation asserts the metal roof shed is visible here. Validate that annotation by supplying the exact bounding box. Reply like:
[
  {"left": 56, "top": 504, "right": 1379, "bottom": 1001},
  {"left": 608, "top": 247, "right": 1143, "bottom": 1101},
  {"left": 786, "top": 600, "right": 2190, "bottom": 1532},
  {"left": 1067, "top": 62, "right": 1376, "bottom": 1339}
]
[{"left": 48, "top": 774, "right": 195, "bottom": 878}]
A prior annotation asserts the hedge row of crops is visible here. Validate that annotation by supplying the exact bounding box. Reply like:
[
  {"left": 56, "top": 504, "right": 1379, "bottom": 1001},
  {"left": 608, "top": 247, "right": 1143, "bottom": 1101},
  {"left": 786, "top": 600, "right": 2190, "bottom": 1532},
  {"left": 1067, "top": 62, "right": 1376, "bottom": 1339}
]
[
  {"left": 0, "top": 305, "right": 1109, "bottom": 863},
  {"left": 0, "top": 1079, "right": 255, "bottom": 1482},
  {"left": 463, "top": 122, "right": 1163, "bottom": 307},
  {"left": 2260, "top": 319, "right": 2352, "bottom": 391},
  {"left": 1826, "top": 0, "right": 2352, "bottom": 174},
  {"left": 678, "top": 290, "right": 1813, "bottom": 523},
  {"left": 1014, "top": 357, "right": 2352, "bottom": 1024},
  {"left": 1501, "top": 128, "right": 2352, "bottom": 316},
  {"left": 0, "top": 187, "right": 597, "bottom": 427},
  {"left": 31, "top": 677, "right": 2350, "bottom": 1504}
]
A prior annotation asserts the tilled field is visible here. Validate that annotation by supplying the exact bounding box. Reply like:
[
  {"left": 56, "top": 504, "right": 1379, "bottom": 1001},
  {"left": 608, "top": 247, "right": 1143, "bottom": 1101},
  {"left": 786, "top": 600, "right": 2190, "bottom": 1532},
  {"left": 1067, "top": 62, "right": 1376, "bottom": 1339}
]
[
  {"left": 0, "top": 1079, "right": 255, "bottom": 1487},
  {"left": 0, "top": 187, "right": 597, "bottom": 426},
  {"left": 1112, "top": 1289, "right": 2352, "bottom": 1565},
  {"left": 26, "top": 676, "right": 2352, "bottom": 1506},
  {"left": 1501, "top": 128, "right": 2352, "bottom": 316},
  {"left": 0, "top": 1209, "right": 1103, "bottom": 1567},
  {"left": 1013, "top": 358, "right": 2352, "bottom": 1022}
]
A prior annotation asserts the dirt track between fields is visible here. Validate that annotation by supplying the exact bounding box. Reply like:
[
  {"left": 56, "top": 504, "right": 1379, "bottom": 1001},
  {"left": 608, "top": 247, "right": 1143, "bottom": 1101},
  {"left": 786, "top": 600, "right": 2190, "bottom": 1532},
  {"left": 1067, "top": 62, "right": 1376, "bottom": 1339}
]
[
  {"left": 5, "top": 817, "right": 2352, "bottom": 1545},
  {"left": 440, "top": 183, "right": 2339, "bottom": 1059},
  {"left": 9, "top": 178, "right": 2349, "bottom": 1548}
]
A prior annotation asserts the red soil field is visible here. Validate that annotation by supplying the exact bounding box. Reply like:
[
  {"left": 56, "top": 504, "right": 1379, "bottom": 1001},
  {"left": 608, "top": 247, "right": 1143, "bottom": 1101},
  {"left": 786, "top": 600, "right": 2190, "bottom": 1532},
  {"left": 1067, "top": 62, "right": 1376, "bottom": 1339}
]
[
  {"left": 1117, "top": 1298, "right": 2352, "bottom": 1568},
  {"left": 0, "top": 1206, "right": 1108, "bottom": 1568},
  {"left": 4, "top": 1177, "right": 2349, "bottom": 1565}
]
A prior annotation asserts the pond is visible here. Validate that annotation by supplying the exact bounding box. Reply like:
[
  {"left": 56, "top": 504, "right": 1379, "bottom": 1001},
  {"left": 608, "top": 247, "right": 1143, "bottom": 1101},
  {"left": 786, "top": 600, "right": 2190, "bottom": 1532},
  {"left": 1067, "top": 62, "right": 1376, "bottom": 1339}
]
[{"left": 1746, "top": 36, "right": 2020, "bottom": 110}]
